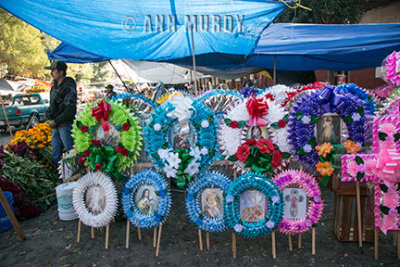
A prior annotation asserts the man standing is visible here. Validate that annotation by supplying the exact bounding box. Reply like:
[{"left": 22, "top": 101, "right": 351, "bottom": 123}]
[
  {"left": 105, "top": 84, "right": 116, "bottom": 100},
  {"left": 44, "top": 61, "right": 77, "bottom": 164}
]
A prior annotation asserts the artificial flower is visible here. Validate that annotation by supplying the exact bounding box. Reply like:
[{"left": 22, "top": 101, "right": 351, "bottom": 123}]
[
  {"left": 115, "top": 146, "right": 123, "bottom": 153},
  {"left": 347, "top": 161, "right": 359, "bottom": 177},
  {"left": 301, "top": 116, "right": 311, "bottom": 124},
  {"left": 189, "top": 147, "right": 202, "bottom": 161},
  {"left": 234, "top": 224, "right": 243, "bottom": 233},
  {"left": 351, "top": 113, "right": 361, "bottom": 122},
  {"left": 229, "top": 121, "right": 239, "bottom": 128},
  {"left": 383, "top": 193, "right": 398, "bottom": 209},
  {"left": 315, "top": 161, "right": 334, "bottom": 176},
  {"left": 235, "top": 144, "right": 250, "bottom": 162},
  {"left": 122, "top": 123, "right": 130, "bottom": 131},
  {"left": 225, "top": 194, "right": 234, "bottom": 203},
  {"left": 271, "top": 150, "right": 283, "bottom": 168},
  {"left": 245, "top": 139, "right": 257, "bottom": 146},
  {"left": 277, "top": 119, "right": 287, "bottom": 128},
  {"left": 256, "top": 139, "right": 275, "bottom": 154},
  {"left": 184, "top": 160, "right": 200, "bottom": 176},
  {"left": 80, "top": 125, "right": 88, "bottom": 133},
  {"left": 200, "top": 147, "right": 208, "bottom": 155},
  {"left": 201, "top": 120, "right": 209, "bottom": 128},
  {"left": 157, "top": 148, "right": 170, "bottom": 160},
  {"left": 246, "top": 96, "right": 268, "bottom": 127},
  {"left": 153, "top": 123, "right": 162, "bottom": 131},
  {"left": 272, "top": 195, "right": 280, "bottom": 204},
  {"left": 266, "top": 221, "right": 275, "bottom": 229},
  {"left": 344, "top": 140, "right": 361, "bottom": 154},
  {"left": 164, "top": 164, "right": 177, "bottom": 178},
  {"left": 380, "top": 123, "right": 396, "bottom": 136},
  {"left": 166, "top": 152, "right": 181, "bottom": 169},
  {"left": 305, "top": 219, "right": 313, "bottom": 227},
  {"left": 389, "top": 208, "right": 398, "bottom": 216},
  {"left": 95, "top": 163, "right": 102, "bottom": 171},
  {"left": 83, "top": 150, "right": 91, "bottom": 157},
  {"left": 315, "top": 142, "right": 334, "bottom": 158},
  {"left": 78, "top": 157, "right": 86, "bottom": 163},
  {"left": 91, "top": 139, "right": 100, "bottom": 146},
  {"left": 121, "top": 148, "right": 129, "bottom": 156},
  {"left": 303, "top": 144, "right": 312, "bottom": 153}
]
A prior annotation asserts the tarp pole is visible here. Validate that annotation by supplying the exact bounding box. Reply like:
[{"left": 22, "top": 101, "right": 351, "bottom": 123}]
[
  {"left": 273, "top": 56, "right": 277, "bottom": 85},
  {"left": 189, "top": 27, "right": 198, "bottom": 96},
  {"left": 0, "top": 95, "right": 13, "bottom": 137},
  {"left": 108, "top": 60, "right": 129, "bottom": 91}
]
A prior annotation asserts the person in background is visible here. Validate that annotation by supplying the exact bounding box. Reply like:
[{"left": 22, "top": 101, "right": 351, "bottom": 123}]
[
  {"left": 44, "top": 61, "right": 77, "bottom": 165},
  {"left": 105, "top": 84, "right": 116, "bottom": 100}
]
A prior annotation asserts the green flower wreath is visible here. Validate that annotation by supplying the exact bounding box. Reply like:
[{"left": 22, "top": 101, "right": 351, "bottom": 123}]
[{"left": 72, "top": 100, "right": 142, "bottom": 179}]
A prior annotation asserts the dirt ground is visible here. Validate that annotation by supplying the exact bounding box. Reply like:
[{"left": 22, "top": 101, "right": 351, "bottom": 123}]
[{"left": 0, "top": 186, "right": 399, "bottom": 267}]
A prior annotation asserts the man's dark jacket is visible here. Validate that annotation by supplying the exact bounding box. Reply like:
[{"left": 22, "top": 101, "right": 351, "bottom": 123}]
[{"left": 45, "top": 77, "right": 77, "bottom": 126}]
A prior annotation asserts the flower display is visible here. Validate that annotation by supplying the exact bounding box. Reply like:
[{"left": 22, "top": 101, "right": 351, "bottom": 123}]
[
  {"left": 315, "top": 161, "right": 334, "bottom": 177},
  {"left": 11, "top": 123, "right": 52, "bottom": 151},
  {"left": 315, "top": 142, "right": 334, "bottom": 158},
  {"left": 343, "top": 140, "right": 361, "bottom": 154}
]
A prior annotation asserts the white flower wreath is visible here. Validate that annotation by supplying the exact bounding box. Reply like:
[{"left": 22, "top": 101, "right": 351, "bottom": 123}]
[{"left": 73, "top": 172, "right": 118, "bottom": 228}]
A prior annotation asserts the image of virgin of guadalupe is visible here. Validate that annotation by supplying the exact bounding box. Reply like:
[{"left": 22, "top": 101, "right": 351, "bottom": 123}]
[
  {"left": 246, "top": 126, "right": 269, "bottom": 141},
  {"left": 169, "top": 121, "right": 197, "bottom": 150},
  {"left": 96, "top": 123, "right": 121, "bottom": 148}
]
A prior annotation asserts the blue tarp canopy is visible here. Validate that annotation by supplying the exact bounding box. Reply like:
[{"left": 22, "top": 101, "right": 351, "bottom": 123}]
[
  {"left": 0, "top": 0, "right": 286, "bottom": 62},
  {"left": 246, "top": 23, "right": 400, "bottom": 71},
  {"left": 47, "top": 23, "right": 400, "bottom": 73}
]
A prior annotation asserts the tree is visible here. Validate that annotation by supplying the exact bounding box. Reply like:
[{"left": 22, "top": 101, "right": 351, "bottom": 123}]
[{"left": 277, "top": 0, "right": 370, "bottom": 24}]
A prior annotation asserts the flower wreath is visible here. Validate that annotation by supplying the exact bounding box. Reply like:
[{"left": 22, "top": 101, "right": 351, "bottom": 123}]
[
  {"left": 382, "top": 51, "right": 400, "bottom": 88},
  {"left": 144, "top": 96, "right": 217, "bottom": 188},
  {"left": 272, "top": 170, "right": 324, "bottom": 234},
  {"left": 185, "top": 171, "right": 231, "bottom": 232},
  {"left": 336, "top": 83, "right": 377, "bottom": 114},
  {"left": 73, "top": 172, "right": 118, "bottom": 228},
  {"left": 72, "top": 100, "right": 142, "bottom": 179},
  {"left": 122, "top": 169, "right": 171, "bottom": 228},
  {"left": 218, "top": 95, "right": 290, "bottom": 175},
  {"left": 223, "top": 173, "right": 283, "bottom": 238},
  {"left": 288, "top": 85, "right": 367, "bottom": 170}
]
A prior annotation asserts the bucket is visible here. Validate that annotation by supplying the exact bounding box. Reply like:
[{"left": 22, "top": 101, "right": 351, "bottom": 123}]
[
  {"left": 0, "top": 191, "right": 14, "bottom": 232},
  {"left": 56, "top": 182, "right": 78, "bottom": 221}
]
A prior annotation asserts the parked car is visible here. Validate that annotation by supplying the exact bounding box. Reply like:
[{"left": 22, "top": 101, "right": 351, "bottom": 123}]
[{"left": 0, "top": 94, "right": 49, "bottom": 132}]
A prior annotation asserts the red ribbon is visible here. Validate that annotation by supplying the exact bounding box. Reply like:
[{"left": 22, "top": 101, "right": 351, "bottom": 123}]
[
  {"left": 246, "top": 96, "right": 268, "bottom": 127},
  {"left": 92, "top": 100, "right": 111, "bottom": 132}
]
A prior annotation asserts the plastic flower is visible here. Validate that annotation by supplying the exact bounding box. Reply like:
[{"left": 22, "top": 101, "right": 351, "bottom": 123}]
[
  {"left": 184, "top": 160, "right": 200, "bottom": 176},
  {"left": 383, "top": 193, "right": 398, "bottom": 209},
  {"left": 157, "top": 148, "right": 170, "bottom": 160},
  {"left": 235, "top": 144, "right": 250, "bottom": 162},
  {"left": 277, "top": 119, "right": 287, "bottom": 128},
  {"left": 271, "top": 150, "right": 283, "bottom": 169},
  {"left": 80, "top": 125, "right": 88, "bottom": 133},
  {"left": 201, "top": 120, "right": 209, "bottom": 128},
  {"left": 245, "top": 139, "right": 257, "bottom": 146},
  {"left": 303, "top": 144, "right": 312, "bottom": 153},
  {"left": 344, "top": 140, "right": 360, "bottom": 154},
  {"left": 301, "top": 116, "right": 311, "bottom": 124},
  {"left": 189, "top": 147, "right": 202, "bottom": 161},
  {"left": 95, "top": 163, "right": 102, "bottom": 171},
  {"left": 315, "top": 142, "right": 334, "bottom": 158},
  {"left": 153, "top": 123, "right": 162, "bottom": 131},
  {"left": 83, "top": 150, "right": 91, "bottom": 157},
  {"left": 380, "top": 123, "right": 396, "bottom": 136},
  {"left": 166, "top": 152, "right": 181, "bottom": 169},
  {"left": 351, "top": 113, "right": 361, "bottom": 122},
  {"left": 122, "top": 123, "right": 130, "bottom": 131},
  {"left": 164, "top": 164, "right": 177, "bottom": 178},
  {"left": 226, "top": 194, "right": 234, "bottom": 203},
  {"left": 78, "top": 157, "right": 86, "bottom": 163},
  {"left": 256, "top": 139, "right": 275, "bottom": 154},
  {"left": 266, "top": 221, "right": 275, "bottom": 229},
  {"left": 272, "top": 195, "right": 280, "bottom": 204},
  {"left": 230, "top": 121, "right": 239, "bottom": 128},
  {"left": 200, "top": 147, "right": 208, "bottom": 155},
  {"left": 234, "top": 224, "right": 243, "bottom": 233},
  {"left": 315, "top": 161, "right": 334, "bottom": 176},
  {"left": 347, "top": 161, "right": 359, "bottom": 177},
  {"left": 121, "top": 148, "right": 129, "bottom": 156}
]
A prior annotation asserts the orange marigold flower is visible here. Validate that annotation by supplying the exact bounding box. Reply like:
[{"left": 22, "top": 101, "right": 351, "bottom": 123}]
[
  {"left": 315, "top": 161, "right": 334, "bottom": 176},
  {"left": 343, "top": 140, "right": 360, "bottom": 154},
  {"left": 315, "top": 142, "right": 334, "bottom": 158}
]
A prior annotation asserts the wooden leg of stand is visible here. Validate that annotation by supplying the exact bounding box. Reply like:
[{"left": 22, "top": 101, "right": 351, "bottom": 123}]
[
  {"left": 105, "top": 224, "right": 109, "bottom": 249},
  {"left": 77, "top": 220, "right": 81, "bottom": 243},
  {"left": 312, "top": 227, "right": 316, "bottom": 255},
  {"left": 137, "top": 228, "right": 142, "bottom": 240},
  {"left": 288, "top": 235, "right": 293, "bottom": 251},
  {"left": 91, "top": 227, "right": 95, "bottom": 239},
  {"left": 355, "top": 181, "right": 363, "bottom": 247},
  {"left": 0, "top": 188, "right": 25, "bottom": 240},
  {"left": 198, "top": 229, "right": 203, "bottom": 251},
  {"left": 374, "top": 229, "right": 379, "bottom": 260},
  {"left": 232, "top": 233, "right": 237, "bottom": 259},
  {"left": 206, "top": 232, "right": 210, "bottom": 251},
  {"left": 153, "top": 227, "right": 158, "bottom": 248},
  {"left": 126, "top": 220, "right": 130, "bottom": 249},
  {"left": 397, "top": 231, "right": 400, "bottom": 260},
  {"left": 272, "top": 231, "right": 276, "bottom": 259},
  {"left": 298, "top": 234, "right": 302, "bottom": 249},
  {"left": 155, "top": 225, "right": 162, "bottom": 257},
  {"left": 393, "top": 231, "right": 397, "bottom": 246}
]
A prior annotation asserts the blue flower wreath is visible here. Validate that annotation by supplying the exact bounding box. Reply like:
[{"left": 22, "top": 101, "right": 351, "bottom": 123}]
[
  {"left": 288, "top": 85, "right": 368, "bottom": 169},
  {"left": 223, "top": 173, "right": 283, "bottom": 238},
  {"left": 143, "top": 99, "right": 218, "bottom": 187},
  {"left": 185, "top": 172, "right": 231, "bottom": 232},
  {"left": 122, "top": 169, "right": 171, "bottom": 228}
]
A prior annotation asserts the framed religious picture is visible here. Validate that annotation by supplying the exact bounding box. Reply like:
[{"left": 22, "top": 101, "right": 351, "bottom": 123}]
[
  {"left": 201, "top": 188, "right": 223, "bottom": 219},
  {"left": 283, "top": 188, "right": 307, "bottom": 219},
  {"left": 240, "top": 190, "right": 265, "bottom": 223},
  {"left": 316, "top": 114, "right": 342, "bottom": 145},
  {"left": 85, "top": 184, "right": 106, "bottom": 215},
  {"left": 135, "top": 185, "right": 159, "bottom": 215},
  {"left": 246, "top": 126, "right": 269, "bottom": 141}
]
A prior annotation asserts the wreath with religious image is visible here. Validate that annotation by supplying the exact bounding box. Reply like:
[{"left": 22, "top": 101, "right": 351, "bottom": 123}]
[
  {"left": 73, "top": 172, "right": 118, "bottom": 228},
  {"left": 144, "top": 95, "right": 217, "bottom": 188},
  {"left": 288, "top": 85, "right": 368, "bottom": 183},
  {"left": 223, "top": 173, "right": 283, "bottom": 238},
  {"left": 72, "top": 100, "right": 142, "bottom": 179},
  {"left": 185, "top": 172, "right": 231, "bottom": 232},
  {"left": 122, "top": 169, "right": 171, "bottom": 228},
  {"left": 273, "top": 170, "right": 324, "bottom": 234},
  {"left": 218, "top": 95, "right": 290, "bottom": 175}
]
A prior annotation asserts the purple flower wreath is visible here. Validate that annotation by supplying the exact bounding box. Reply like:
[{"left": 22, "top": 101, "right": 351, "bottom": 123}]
[{"left": 288, "top": 85, "right": 368, "bottom": 169}]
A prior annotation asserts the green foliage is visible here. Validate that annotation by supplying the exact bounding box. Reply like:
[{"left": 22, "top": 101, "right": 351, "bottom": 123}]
[{"left": 277, "top": 0, "right": 370, "bottom": 24}]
